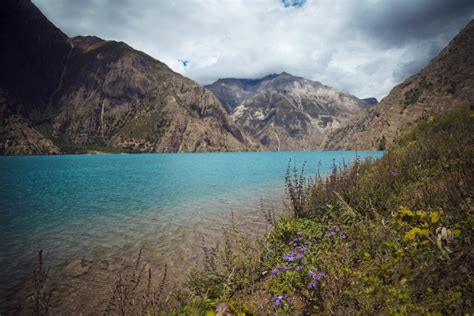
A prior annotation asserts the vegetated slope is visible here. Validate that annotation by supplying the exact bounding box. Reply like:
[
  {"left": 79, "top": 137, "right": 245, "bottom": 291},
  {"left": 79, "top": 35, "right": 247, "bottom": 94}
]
[
  {"left": 47, "top": 36, "right": 255, "bottom": 153},
  {"left": 207, "top": 72, "right": 366, "bottom": 151},
  {"left": 172, "top": 105, "right": 473, "bottom": 314},
  {"left": 325, "top": 19, "right": 474, "bottom": 150},
  {"left": 0, "top": 0, "right": 255, "bottom": 154}
]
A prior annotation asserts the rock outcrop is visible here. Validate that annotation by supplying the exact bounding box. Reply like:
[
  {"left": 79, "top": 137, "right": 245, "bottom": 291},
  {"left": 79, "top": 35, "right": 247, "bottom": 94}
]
[{"left": 0, "top": 116, "right": 61, "bottom": 155}]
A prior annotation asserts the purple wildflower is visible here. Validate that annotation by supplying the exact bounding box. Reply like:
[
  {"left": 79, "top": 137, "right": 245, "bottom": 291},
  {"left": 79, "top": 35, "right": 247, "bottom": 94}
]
[
  {"left": 289, "top": 232, "right": 304, "bottom": 246},
  {"left": 283, "top": 253, "right": 295, "bottom": 261},
  {"left": 326, "top": 225, "right": 348, "bottom": 239},
  {"left": 271, "top": 268, "right": 280, "bottom": 276},
  {"left": 216, "top": 303, "right": 229, "bottom": 314},
  {"left": 283, "top": 252, "right": 302, "bottom": 262},
  {"left": 308, "top": 270, "right": 326, "bottom": 288},
  {"left": 309, "top": 268, "right": 326, "bottom": 281},
  {"left": 281, "top": 264, "right": 290, "bottom": 271},
  {"left": 295, "top": 245, "right": 308, "bottom": 253},
  {"left": 294, "top": 235, "right": 303, "bottom": 243},
  {"left": 389, "top": 170, "right": 399, "bottom": 177},
  {"left": 274, "top": 294, "right": 285, "bottom": 308},
  {"left": 317, "top": 271, "right": 326, "bottom": 279},
  {"left": 294, "top": 265, "right": 303, "bottom": 271}
]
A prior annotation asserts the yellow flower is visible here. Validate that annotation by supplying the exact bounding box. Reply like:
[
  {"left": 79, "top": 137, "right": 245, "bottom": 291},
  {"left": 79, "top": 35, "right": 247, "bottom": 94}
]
[
  {"left": 400, "top": 206, "right": 414, "bottom": 217},
  {"left": 431, "top": 211, "right": 440, "bottom": 223},
  {"left": 404, "top": 227, "right": 429, "bottom": 241},
  {"left": 416, "top": 210, "right": 428, "bottom": 219}
]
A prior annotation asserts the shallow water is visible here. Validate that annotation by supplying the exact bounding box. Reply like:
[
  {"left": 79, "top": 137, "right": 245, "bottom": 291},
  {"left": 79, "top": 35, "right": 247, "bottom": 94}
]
[{"left": 0, "top": 151, "right": 383, "bottom": 312}]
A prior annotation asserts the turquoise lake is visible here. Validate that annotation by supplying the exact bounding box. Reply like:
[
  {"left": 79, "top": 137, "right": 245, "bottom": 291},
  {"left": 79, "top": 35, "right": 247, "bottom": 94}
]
[{"left": 0, "top": 151, "right": 383, "bottom": 311}]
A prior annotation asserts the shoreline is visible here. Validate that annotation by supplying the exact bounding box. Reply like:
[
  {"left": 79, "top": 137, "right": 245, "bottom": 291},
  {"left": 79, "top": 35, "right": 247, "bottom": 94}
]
[{"left": 0, "top": 149, "right": 384, "bottom": 157}]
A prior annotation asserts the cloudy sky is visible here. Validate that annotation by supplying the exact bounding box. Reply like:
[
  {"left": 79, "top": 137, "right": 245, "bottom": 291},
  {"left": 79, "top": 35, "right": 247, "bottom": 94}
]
[{"left": 34, "top": 0, "right": 474, "bottom": 100}]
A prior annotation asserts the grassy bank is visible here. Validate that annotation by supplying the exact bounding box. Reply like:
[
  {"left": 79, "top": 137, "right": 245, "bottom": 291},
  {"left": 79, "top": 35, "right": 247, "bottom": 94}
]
[
  {"left": 169, "top": 106, "right": 473, "bottom": 315},
  {"left": 22, "top": 106, "right": 473, "bottom": 315}
]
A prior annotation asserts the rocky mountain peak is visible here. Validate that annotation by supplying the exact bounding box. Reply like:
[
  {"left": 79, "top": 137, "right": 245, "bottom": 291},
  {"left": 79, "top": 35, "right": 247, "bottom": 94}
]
[
  {"left": 277, "top": 71, "right": 295, "bottom": 77},
  {"left": 207, "top": 73, "right": 367, "bottom": 150},
  {"left": 361, "top": 97, "right": 378, "bottom": 107}
]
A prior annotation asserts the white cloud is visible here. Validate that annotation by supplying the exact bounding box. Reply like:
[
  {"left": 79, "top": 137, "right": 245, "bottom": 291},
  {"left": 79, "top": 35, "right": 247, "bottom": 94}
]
[{"left": 33, "top": 0, "right": 474, "bottom": 100}]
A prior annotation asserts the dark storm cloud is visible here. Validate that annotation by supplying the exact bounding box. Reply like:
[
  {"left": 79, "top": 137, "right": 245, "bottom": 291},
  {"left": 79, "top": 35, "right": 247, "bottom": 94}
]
[
  {"left": 352, "top": 0, "right": 474, "bottom": 46},
  {"left": 347, "top": 0, "right": 474, "bottom": 84},
  {"left": 32, "top": 0, "right": 474, "bottom": 99}
]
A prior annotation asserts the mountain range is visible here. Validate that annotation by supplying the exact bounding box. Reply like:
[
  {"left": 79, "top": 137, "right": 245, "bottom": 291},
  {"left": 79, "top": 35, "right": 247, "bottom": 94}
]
[
  {"left": 0, "top": 0, "right": 472, "bottom": 155},
  {"left": 206, "top": 73, "right": 371, "bottom": 150}
]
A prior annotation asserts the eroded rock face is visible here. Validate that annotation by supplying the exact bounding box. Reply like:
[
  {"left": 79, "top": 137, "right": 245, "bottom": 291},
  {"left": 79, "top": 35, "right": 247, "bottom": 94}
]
[
  {"left": 325, "top": 19, "right": 474, "bottom": 150},
  {"left": 0, "top": 116, "right": 61, "bottom": 155},
  {"left": 207, "top": 72, "right": 366, "bottom": 151},
  {"left": 205, "top": 74, "right": 280, "bottom": 113},
  {"left": 0, "top": 1, "right": 255, "bottom": 154}
]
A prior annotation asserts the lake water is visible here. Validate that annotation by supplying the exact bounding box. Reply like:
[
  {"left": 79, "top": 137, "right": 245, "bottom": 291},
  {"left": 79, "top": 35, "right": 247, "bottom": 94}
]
[{"left": 0, "top": 151, "right": 383, "bottom": 312}]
